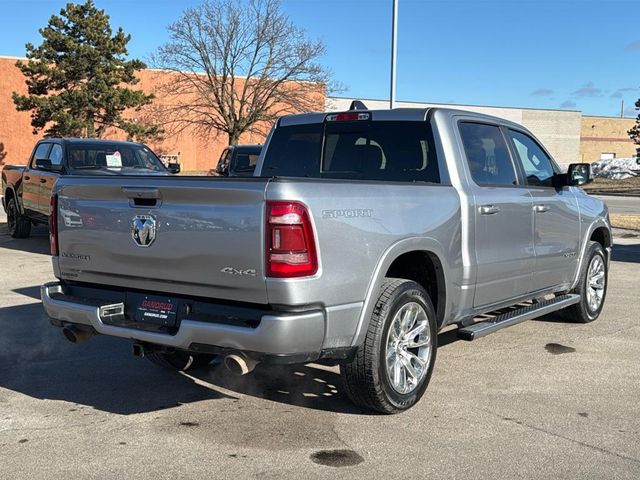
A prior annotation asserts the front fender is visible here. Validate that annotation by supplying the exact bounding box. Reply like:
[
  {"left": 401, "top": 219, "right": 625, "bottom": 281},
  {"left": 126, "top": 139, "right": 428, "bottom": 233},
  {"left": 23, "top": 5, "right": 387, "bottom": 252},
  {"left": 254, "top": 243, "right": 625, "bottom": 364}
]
[{"left": 571, "top": 216, "right": 611, "bottom": 290}]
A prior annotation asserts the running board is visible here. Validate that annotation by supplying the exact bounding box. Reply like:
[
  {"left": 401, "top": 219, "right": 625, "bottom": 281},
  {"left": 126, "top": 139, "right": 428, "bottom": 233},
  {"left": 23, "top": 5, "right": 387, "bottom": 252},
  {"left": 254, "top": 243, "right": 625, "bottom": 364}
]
[{"left": 457, "top": 294, "right": 581, "bottom": 341}]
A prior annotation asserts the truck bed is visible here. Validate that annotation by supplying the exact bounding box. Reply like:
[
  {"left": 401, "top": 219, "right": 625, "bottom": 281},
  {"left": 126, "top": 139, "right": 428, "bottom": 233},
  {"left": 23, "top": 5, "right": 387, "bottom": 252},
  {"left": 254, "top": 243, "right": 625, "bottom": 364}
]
[{"left": 54, "top": 175, "right": 462, "bottom": 313}]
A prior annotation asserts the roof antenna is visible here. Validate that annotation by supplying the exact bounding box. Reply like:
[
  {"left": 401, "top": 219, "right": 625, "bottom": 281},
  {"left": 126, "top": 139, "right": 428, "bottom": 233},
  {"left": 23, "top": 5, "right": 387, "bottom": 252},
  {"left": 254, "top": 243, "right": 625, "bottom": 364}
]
[{"left": 349, "top": 100, "right": 368, "bottom": 111}]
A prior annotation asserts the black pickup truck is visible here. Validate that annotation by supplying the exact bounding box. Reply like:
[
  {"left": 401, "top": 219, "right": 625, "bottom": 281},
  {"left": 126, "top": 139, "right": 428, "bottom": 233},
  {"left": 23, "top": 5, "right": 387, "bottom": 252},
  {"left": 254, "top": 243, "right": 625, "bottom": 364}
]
[
  {"left": 211, "top": 144, "right": 262, "bottom": 177},
  {"left": 1, "top": 138, "right": 179, "bottom": 238}
]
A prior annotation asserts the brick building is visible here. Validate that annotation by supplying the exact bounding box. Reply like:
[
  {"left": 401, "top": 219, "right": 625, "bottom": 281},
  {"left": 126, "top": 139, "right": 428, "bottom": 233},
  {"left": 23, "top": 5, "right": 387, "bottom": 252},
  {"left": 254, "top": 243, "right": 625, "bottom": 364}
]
[
  {"left": 579, "top": 116, "right": 637, "bottom": 162},
  {"left": 0, "top": 53, "right": 637, "bottom": 171},
  {"left": 0, "top": 56, "right": 325, "bottom": 172}
]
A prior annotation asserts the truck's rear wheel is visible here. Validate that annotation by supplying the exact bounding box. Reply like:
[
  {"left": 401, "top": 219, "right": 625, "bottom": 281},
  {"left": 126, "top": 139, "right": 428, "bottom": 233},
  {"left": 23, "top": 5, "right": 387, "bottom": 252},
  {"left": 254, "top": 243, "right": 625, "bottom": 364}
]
[
  {"left": 146, "top": 351, "right": 215, "bottom": 371},
  {"left": 6, "top": 198, "right": 31, "bottom": 238},
  {"left": 340, "top": 278, "right": 437, "bottom": 414},
  {"left": 564, "top": 241, "right": 608, "bottom": 323}
]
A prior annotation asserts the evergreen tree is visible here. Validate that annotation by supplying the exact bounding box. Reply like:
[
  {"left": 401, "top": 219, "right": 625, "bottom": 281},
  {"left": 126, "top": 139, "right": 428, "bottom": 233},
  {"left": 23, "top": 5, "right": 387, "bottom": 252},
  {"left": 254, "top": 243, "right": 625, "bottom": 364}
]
[
  {"left": 629, "top": 99, "right": 640, "bottom": 157},
  {"left": 12, "top": 0, "right": 161, "bottom": 140}
]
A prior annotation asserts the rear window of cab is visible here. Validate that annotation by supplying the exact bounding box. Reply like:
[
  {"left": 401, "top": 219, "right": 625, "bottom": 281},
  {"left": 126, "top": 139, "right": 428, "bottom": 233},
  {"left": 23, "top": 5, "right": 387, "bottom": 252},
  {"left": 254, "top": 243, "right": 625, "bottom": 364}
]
[{"left": 261, "top": 120, "right": 440, "bottom": 183}]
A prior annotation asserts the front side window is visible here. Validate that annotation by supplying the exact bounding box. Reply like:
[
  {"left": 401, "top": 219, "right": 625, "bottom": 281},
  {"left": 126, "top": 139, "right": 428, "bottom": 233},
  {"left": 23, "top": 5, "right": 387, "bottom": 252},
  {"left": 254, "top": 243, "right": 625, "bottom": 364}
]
[
  {"left": 459, "top": 122, "right": 516, "bottom": 186},
  {"left": 508, "top": 130, "right": 555, "bottom": 187},
  {"left": 217, "top": 149, "right": 231, "bottom": 172},
  {"left": 31, "top": 143, "right": 51, "bottom": 168}
]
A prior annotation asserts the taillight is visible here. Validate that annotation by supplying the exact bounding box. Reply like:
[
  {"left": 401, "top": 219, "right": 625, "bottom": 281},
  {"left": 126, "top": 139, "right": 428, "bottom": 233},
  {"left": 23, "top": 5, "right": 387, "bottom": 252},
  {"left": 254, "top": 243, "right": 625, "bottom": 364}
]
[
  {"left": 266, "top": 201, "right": 318, "bottom": 278},
  {"left": 49, "top": 194, "right": 58, "bottom": 256}
]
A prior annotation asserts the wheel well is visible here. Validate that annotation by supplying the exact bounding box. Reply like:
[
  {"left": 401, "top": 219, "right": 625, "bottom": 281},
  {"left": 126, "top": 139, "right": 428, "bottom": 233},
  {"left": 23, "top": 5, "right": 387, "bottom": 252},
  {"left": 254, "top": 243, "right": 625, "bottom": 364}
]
[
  {"left": 385, "top": 251, "right": 445, "bottom": 326},
  {"left": 590, "top": 227, "right": 611, "bottom": 249}
]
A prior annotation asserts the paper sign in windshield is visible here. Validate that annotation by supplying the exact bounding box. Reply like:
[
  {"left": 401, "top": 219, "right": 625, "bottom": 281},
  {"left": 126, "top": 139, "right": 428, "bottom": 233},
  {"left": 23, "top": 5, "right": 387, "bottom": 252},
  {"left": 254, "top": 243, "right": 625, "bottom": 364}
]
[{"left": 105, "top": 151, "right": 122, "bottom": 167}]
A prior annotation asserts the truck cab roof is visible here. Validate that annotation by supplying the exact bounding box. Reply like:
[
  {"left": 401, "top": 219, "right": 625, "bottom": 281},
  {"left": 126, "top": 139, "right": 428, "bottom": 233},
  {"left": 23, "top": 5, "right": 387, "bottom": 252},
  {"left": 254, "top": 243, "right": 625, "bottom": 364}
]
[{"left": 278, "top": 106, "right": 526, "bottom": 132}]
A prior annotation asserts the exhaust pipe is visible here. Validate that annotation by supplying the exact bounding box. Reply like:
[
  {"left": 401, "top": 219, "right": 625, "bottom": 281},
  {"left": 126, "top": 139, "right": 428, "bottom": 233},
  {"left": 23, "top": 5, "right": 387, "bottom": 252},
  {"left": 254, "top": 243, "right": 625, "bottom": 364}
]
[
  {"left": 132, "top": 343, "right": 145, "bottom": 358},
  {"left": 223, "top": 353, "right": 257, "bottom": 375},
  {"left": 62, "top": 325, "right": 93, "bottom": 344}
]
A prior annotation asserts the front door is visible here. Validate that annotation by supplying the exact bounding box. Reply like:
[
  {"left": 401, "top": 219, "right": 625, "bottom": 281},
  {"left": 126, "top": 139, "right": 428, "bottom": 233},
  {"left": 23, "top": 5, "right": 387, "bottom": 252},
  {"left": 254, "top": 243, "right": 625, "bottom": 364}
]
[
  {"left": 458, "top": 121, "right": 535, "bottom": 308},
  {"left": 506, "top": 129, "right": 581, "bottom": 291},
  {"left": 22, "top": 142, "right": 51, "bottom": 215},
  {"left": 36, "top": 143, "right": 63, "bottom": 215}
]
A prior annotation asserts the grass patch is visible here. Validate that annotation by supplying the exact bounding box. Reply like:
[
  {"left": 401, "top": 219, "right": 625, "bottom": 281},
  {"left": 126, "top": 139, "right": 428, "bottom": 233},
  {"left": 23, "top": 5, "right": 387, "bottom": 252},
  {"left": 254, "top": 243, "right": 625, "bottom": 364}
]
[
  {"left": 610, "top": 213, "right": 640, "bottom": 231},
  {"left": 584, "top": 176, "right": 640, "bottom": 191}
]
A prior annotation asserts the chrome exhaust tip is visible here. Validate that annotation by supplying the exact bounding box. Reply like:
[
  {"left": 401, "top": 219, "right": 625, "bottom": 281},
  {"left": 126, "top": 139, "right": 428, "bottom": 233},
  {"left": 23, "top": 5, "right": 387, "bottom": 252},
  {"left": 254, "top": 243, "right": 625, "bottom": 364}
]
[
  {"left": 62, "top": 325, "right": 93, "bottom": 344},
  {"left": 223, "top": 353, "right": 257, "bottom": 376}
]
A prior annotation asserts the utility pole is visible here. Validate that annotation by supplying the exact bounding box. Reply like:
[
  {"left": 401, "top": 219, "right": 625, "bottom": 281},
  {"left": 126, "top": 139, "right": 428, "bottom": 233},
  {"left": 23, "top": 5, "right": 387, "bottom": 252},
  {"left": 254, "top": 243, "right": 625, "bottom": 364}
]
[
  {"left": 390, "top": 0, "right": 398, "bottom": 109},
  {"left": 621, "top": 99, "right": 624, "bottom": 117}
]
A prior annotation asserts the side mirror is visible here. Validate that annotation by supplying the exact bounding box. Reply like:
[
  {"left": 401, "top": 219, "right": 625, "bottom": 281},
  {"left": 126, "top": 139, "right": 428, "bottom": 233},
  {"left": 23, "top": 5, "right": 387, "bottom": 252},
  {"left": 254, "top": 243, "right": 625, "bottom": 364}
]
[
  {"left": 567, "top": 163, "right": 591, "bottom": 186},
  {"left": 217, "top": 162, "right": 229, "bottom": 176},
  {"left": 35, "top": 158, "right": 52, "bottom": 170},
  {"left": 167, "top": 162, "right": 181, "bottom": 174}
]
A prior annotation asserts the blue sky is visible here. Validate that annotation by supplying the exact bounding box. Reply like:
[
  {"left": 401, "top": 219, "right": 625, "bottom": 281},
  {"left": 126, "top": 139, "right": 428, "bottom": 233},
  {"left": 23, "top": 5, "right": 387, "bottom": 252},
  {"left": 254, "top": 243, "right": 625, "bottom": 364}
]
[{"left": 1, "top": 0, "right": 639, "bottom": 117}]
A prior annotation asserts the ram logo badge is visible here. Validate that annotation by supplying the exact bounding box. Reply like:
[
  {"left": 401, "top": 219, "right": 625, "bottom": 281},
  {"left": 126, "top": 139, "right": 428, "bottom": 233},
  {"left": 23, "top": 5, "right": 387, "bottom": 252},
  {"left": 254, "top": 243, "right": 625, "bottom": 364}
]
[{"left": 132, "top": 215, "right": 156, "bottom": 247}]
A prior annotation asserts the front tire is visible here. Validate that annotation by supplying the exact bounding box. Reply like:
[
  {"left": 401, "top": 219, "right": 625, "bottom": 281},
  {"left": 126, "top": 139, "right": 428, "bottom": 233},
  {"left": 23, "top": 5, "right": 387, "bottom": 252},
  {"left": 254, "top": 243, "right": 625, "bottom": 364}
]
[
  {"left": 341, "top": 278, "right": 438, "bottom": 414},
  {"left": 6, "top": 198, "right": 31, "bottom": 238},
  {"left": 564, "top": 241, "right": 608, "bottom": 323},
  {"left": 146, "top": 350, "right": 215, "bottom": 371}
]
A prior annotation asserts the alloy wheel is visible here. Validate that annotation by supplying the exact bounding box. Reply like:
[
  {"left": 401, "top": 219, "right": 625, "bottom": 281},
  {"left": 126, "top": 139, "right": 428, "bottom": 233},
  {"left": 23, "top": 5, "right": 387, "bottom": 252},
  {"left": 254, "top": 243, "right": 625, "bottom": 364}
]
[{"left": 385, "top": 302, "right": 433, "bottom": 394}]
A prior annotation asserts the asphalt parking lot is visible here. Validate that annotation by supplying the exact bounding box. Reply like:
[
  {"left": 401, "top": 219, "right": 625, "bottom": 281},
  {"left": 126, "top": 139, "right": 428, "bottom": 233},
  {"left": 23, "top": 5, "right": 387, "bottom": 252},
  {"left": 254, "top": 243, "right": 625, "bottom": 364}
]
[
  {"left": 1, "top": 210, "right": 639, "bottom": 480},
  {"left": 593, "top": 195, "right": 640, "bottom": 214}
]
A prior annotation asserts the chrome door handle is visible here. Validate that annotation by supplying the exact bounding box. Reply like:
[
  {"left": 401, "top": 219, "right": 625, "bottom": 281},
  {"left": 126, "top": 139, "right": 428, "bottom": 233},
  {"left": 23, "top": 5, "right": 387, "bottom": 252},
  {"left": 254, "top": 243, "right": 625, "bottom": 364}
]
[
  {"left": 479, "top": 205, "right": 500, "bottom": 215},
  {"left": 534, "top": 204, "right": 550, "bottom": 213}
]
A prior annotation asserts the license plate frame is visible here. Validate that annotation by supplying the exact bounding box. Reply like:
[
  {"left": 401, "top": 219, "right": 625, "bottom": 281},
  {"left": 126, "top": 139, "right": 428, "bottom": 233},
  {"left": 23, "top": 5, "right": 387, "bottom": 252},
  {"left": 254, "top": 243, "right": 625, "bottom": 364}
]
[{"left": 128, "top": 293, "right": 179, "bottom": 328}]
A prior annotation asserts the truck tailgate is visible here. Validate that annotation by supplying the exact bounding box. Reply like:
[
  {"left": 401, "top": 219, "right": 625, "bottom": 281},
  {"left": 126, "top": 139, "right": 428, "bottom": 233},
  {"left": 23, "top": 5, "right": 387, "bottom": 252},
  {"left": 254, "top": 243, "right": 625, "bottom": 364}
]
[{"left": 55, "top": 177, "right": 269, "bottom": 304}]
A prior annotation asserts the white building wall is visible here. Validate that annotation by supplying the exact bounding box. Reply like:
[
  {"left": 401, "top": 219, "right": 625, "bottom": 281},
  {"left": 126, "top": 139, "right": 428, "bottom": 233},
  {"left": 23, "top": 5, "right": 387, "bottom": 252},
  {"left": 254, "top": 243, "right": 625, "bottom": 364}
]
[{"left": 326, "top": 97, "right": 581, "bottom": 165}]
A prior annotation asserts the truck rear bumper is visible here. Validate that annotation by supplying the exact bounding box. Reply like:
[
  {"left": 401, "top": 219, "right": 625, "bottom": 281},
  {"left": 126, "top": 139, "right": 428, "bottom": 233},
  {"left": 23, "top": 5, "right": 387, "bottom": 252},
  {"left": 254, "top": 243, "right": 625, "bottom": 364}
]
[{"left": 41, "top": 282, "right": 326, "bottom": 359}]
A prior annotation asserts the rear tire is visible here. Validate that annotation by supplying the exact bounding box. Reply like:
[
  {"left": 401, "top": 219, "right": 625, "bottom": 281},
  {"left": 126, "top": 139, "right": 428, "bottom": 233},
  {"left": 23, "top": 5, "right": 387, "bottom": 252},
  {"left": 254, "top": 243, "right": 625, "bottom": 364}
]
[
  {"left": 564, "top": 241, "right": 607, "bottom": 323},
  {"left": 340, "top": 278, "right": 438, "bottom": 414},
  {"left": 146, "top": 351, "right": 215, "bottom": 371},
  {"left": 6, "top": 198, "right": 31, "bottom": 238}
]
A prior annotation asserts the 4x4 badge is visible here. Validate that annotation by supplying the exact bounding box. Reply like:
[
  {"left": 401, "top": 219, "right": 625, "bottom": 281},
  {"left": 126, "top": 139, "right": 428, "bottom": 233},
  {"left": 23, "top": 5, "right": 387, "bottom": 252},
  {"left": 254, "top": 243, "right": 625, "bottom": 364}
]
[{"left": 132, "top": 215, "right": 156, "bottom": 247}]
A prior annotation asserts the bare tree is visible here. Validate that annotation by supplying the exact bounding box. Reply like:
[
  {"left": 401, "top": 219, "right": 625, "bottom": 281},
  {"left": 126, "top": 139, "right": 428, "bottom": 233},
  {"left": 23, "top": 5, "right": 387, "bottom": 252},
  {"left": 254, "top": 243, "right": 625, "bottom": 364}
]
[{"left": 152, "top": 0, "right": 333, "bottom": 145}]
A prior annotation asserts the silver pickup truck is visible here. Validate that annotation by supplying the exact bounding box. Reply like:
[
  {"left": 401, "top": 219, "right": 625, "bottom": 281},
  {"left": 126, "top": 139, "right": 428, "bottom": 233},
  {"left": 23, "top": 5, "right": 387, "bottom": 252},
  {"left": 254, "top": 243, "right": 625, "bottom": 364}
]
[{"left": 41, "top": 107, "right": 611, "bottom": 413}]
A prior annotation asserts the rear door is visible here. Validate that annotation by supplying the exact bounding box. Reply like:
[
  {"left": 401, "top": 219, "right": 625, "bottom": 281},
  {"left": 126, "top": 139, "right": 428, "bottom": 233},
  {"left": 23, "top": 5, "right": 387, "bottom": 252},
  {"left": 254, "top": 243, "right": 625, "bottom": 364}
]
[
  {"left": 56, "top": 177, "right": 270, "bottom": 304},
  {"left": 37, "top": 143, "right": 63, "bottom": 215},
  {"left": 506, "top": 129, "right": 580, "bottom": 291},
  {"left": 457, "top": 121, "right": 535, "bottom": 308}
]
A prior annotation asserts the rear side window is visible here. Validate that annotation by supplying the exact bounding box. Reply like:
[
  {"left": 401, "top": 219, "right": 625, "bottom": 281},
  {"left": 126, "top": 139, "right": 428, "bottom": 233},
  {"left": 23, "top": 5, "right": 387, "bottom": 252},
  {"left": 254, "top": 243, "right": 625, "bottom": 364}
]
[
  {"left": 459, "top": 122, "right": 516, "bottom": 187},
  {"left": 262, "top": 121, "right": 439, "bottom": 183},
  {"left": 49, "top": 144, "right": 63, "bottom": 166},
  {"left": 235, "top": 153, "right": 259, "bottom": 170}
]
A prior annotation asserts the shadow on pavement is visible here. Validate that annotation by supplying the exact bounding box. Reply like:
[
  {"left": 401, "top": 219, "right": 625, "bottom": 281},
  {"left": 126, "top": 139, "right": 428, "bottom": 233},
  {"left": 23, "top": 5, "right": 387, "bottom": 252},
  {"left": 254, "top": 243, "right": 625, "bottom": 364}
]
[
  {"left": 0, "top": 301, "right": 233, "bottom": 415},
  {"left": 0, "top": 295, "right": 371, "bottom": 415},
  {"left": 12, "top": 286, "right": 42, "bottom": 301},
  {"left": 194, "top": 362, "right": 370, "bottom": 415},
  {"left": 611, "top": 242, "right": 640, "bottom": 264},
  {"left": 0, "top": 221, "right": 50, "bottom": 255}
]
